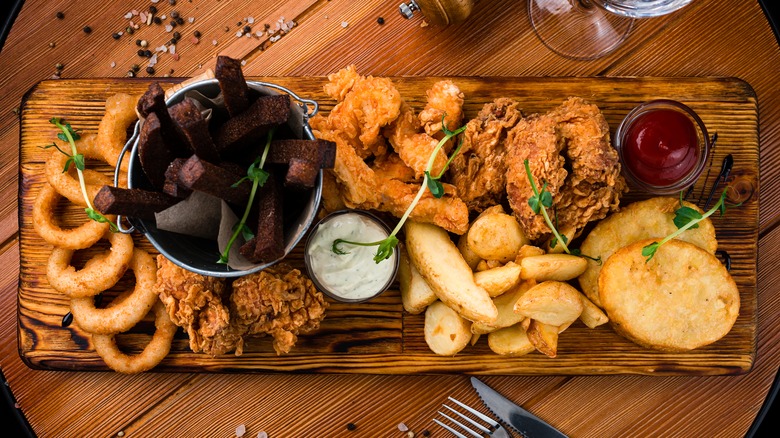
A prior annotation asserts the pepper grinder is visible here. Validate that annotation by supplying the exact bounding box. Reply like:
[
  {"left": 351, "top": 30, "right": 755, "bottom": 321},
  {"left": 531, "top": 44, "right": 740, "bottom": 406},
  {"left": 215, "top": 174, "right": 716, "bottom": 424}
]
[{"left": 399, "top": 0, "right": 474, "bottom": 26}]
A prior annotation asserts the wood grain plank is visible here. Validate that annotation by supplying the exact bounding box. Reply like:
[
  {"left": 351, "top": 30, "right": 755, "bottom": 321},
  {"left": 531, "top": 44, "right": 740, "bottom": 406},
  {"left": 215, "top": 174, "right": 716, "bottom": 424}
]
[{"left": 17, "top": 76, "right": 758, "bottom": 375}]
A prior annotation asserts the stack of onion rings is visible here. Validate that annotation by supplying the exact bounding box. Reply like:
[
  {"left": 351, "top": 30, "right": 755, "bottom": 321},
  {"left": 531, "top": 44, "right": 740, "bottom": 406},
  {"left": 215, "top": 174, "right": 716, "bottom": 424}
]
[{"left": 32, "top": 92, "right": 176, "bottom": 373}]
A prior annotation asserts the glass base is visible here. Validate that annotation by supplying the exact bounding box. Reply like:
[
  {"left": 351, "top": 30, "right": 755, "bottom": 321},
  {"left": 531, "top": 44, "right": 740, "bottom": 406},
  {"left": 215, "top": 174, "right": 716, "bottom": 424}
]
[{"left": 529, "top": 0, "right": 635, "bottom": 61}]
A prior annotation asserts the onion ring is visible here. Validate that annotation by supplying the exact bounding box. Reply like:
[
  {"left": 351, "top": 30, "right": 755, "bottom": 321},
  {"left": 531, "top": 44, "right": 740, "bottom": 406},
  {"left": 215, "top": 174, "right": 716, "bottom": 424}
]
[
  {"left": 44, "top": 135, "right": 116, "bottom": 206},
  {"left": 32, "top": 182, "right": 111, "bottom": 249},
  {"left": 70, "top": 249, "right": 158, "bottom": 334},
  {"left": 92, "top": 300, "right": 177, "bottom": 374},
  {"left": 95, "top": 93, "right": 138, "bottom": 172},
  {"left": 47, "top": 229, "right": 134, "bottom": 298}
]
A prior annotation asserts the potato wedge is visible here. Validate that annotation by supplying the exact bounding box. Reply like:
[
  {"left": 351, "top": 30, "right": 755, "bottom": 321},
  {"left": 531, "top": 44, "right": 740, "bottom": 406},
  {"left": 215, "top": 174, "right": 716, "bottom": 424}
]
[
  {"left": 398, "top": 245, "right": 437, "bottom": 314},
  {"left": 424, "top": 301, "right": 472, "bottom": 356},
  {"left": 472, "top": 281, "right": 532, "bottom": 334},
  {"left": 488, "top": 324, "right": 535, "bottom": 356},
  {"left": 474, "top": 262, "right": 522, "bottom": 297},
  {"left": 467, "top": 212, "right": 529, "bottom": 262},
  {"left": 577, "top": 290, "right": 609, "bottom": 328},
  {"left": 526, "top": 319, "right": 559, "bottom": 358},
  {"left": 457, "top": 232, "right": 482, "bottom": 271},
  {"left": 475, "top": 259, "right": 503, "bottom": 272},
  {"left": 405, "top": 221, "right": 497, "bottom": 324},
  {"left": 513, "top": 281, "right": 583, "bottom": 327},
  {"left": 520, "top": 254, "right": 588, "bottom": 281},
  {"left": 515, "top": 245, "right": 546, "bottom": 263}
]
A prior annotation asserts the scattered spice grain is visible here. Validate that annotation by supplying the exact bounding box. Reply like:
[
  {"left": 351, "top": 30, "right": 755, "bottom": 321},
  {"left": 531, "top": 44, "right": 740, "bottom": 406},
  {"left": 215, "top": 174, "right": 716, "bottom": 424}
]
[
  {"left": 377, "top": 17, "right": 385, "bottom": 25},
  {"left": 112, "top": 32, "right": 121, "bottom": 40},
  {"left": 194, "top": 30, "right": 201, "bottom": 38},
  {"left": 83, "top": 26, "right": 92, "bottom": 34},
  {"left": 61, "top": 311, "right": 73, "bottom": 327},
  {"left": 346, "top": 422, "right": 357, "bottom": 431},
  {"left": 56, "top": 12, "right": 64, "bottom": 19},
  {"left": 146, "top": 66, "right": 156, "bottom": 75},
  {"left": 49, "top": 42, "right": 56, "bottom": 48}
]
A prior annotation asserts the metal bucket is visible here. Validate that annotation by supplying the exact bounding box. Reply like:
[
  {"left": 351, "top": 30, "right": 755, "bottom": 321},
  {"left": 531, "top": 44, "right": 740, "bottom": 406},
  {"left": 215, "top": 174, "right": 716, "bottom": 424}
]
[{"left": 115, "top": 79, "right": 322, "bottom": 277}]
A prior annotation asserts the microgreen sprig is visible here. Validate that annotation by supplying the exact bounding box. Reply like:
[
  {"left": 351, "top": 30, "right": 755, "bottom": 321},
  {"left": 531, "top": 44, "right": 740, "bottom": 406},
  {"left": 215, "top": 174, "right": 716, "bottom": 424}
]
[
  {"left": 332, "top": 115, "right": 466, "bottom": 263},
  {"left": 218, "top": 128, "right": 274, "bottom": 264},
  {"left": 641, "top": 189, "right": 737, "bottom": 262},
  {"left": 524, "top": 159, "right": 600, "bottom": 263},
  {"left": 43, "top": 118, "right": 117, "bottom": 232}
]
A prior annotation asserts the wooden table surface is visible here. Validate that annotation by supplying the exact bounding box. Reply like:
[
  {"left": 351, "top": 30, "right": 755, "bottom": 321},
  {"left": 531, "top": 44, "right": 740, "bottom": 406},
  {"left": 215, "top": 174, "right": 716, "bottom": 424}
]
[{"left": 1, "top": 0, "right": 779, "bottom": 436}]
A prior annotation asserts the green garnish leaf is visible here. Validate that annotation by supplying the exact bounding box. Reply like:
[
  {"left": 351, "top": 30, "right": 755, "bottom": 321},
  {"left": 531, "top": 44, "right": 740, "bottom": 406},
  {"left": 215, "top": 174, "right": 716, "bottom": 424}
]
[
  {"left": 641, "top": 242, "right": 660, "bottom": 262},
  {"left": 673, "top": 206, "right": 702, "bottom": 229},
  {"left": 86, "top": 208, "right": 118, "bottom": 232},
  {"left": 374, "top": 235, "right": 399, "bottom": 263},
  {"left": 425, "top": 171, "right": 445, "bottom": 198},
  {"left": 72, "top": 153, "right": 85, "bottom": 171},
  {"left": 540, "top": 188, "right": 553, "bottom": 208}
]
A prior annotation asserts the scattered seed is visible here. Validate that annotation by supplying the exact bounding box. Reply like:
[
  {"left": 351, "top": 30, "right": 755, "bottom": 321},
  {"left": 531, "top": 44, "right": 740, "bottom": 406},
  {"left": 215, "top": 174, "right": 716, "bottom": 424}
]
[
  {"left": 175, "top": 17, "right": 184, "bottom": 25},
  {"left": 341, "top": 21, "right": 348, "bottom": 28},
  {"left": 83, "top": 26, "right": 92, "bottom": 34},
  {"left": 398, "top": 422, "right": 409, "bottom": 432},
  {"left": 173, "top": 31, "right": 181, "bottom": 39},
  {"left": 56, "top": 11, "right": 65, "bottom": 19},
  {"left": 165, "top": 24, "right": 174, "bottom": 32},
  {"left": 117, "top": 431, "right": 124, "bottom": 437},
  {"left": 377, "top": 17, "right": 385, "bottom": 25},
  {"left": 146, "top": 66, "right": 155, "bottom": 75},
  {"left": 169, "top": 0, "right": 176, "bottom": 5},
  {"left": 235, "top": 424, "right": 246, "bottom": 437},
  {"left": 407, "top": 432, "right": 415, "bottom": 438},
  {"left": 55, "top": 63, "right": 64, "bottom": 70},
  {"left": 49, "top": 42, "right": 56, "bottom": 48},
  {"left": 421, "top": 430, "right": 430, "bottom": 437},
  {"left": 188, "top": 17, "right": 195, "bottom": 24},
  {"left": 126, "top": 26, "right": 135, "bottom": 34},
  {"left": 110, "top": 61, "right": 116, "bottom": 68},
  {"left": 170, "top": 11, "right": 179, "bottom": 19},
  {"left": 127, "top": 70, "right": 135, "bottom": 77},
  {"left": 212, "top": 39, "right": 217, "bottom": 45},
  {"left": 112, "top": 33, "right": 120, "bottom": 40},
  {"left": 141, "top": 39, "right": 148, "bottom": 47},
  {"left": 149, "top": 6, "right": 158, "bottom": 14},
  {"left": 243, "top": 25, "right": 251, "bottom": 33},
  {"left": 346, "top": 422, "right": 357, "bottom": 431},
  {"left": 131, "top": 64, "right": 140, "bottom": 72},
  {"left": 137, "top": 49, "right": 145, "bottom": 56},
  {"left": 153, "top": 16, "right": 162, "bottom": 25},
  {"left": 61, "top": 312, "right": 72, "bottom": 327},
  {"left": 193, "top": 30, "right": 201, "bottom": 38}
]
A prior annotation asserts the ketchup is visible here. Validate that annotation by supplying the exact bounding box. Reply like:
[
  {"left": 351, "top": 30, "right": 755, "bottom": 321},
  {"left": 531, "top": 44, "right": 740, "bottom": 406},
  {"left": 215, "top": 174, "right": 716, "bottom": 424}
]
[{"left": 623, "top": 109, "right": 699, "bottom": 186}]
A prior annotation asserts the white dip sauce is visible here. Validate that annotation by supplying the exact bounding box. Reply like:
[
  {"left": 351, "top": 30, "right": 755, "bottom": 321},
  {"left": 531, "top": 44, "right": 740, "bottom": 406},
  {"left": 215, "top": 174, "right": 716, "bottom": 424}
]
[{"left": 307, "top": 213, "right": 396, "bottom": 301}]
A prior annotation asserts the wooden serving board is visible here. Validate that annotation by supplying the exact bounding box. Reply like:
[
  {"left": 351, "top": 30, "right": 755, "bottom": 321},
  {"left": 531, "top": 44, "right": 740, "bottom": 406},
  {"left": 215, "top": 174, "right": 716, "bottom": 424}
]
[{"left": 18, "top": 77, "right": 758, "bottom": 375}]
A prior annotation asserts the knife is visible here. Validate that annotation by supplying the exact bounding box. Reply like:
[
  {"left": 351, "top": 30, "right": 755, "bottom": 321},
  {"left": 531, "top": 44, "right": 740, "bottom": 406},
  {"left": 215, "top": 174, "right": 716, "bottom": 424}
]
[{"left": 471, "top": 377, "right": 568, "bottom": 438}]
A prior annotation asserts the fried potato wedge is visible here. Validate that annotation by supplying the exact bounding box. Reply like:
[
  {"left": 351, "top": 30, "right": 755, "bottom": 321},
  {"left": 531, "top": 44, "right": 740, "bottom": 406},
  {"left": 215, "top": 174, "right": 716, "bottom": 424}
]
[
  {"left": 475, "top": 259, "right": 503, "bottom": 272},
  {"left": 398, "top": 245, "right": 437, "bottom": 314},
  {"left": 577, "top": 290, "right": 609, "bottom": 328},
  {"left": 599, "top": 239, "right": 739, "bottom": 352},
  {"left": 520, "top": 254, "right": 587, "bottom": 281},
  {"left": 488, "top": 324, "right": 535, "bottom": 356},
  {"left": 424, "top": 301, "right": 472, "bottom": 356},
  {"left": 578, "top": 197, "right": 718, "bottom": 307},
  {"left": 457, "top": 232, "right": 482, "bottom": 271},
  {"left": 526, "top": 319, "right": 559, "bottom": 358},
  {"left": 405, "top": 221, "right": 497, "bottom": 324},
  {"left": 513, "top": 281, "right": 583, "bottom": 327},
  {"left": 474, "top": 262, "right": 522, "bottom": 297},
  {"left": 515, "top": 245, "right": 545, "bottom": 263},
  {"left": 472, "top": 281, "right": 533, "bottom": 334},
  {"left": 467, "top": 212, "right": 529, "bottom": 262}
]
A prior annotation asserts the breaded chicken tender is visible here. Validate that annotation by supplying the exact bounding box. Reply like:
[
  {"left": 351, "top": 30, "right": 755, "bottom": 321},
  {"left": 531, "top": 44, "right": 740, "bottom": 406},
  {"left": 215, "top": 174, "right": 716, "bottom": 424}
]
[
  {"left": 505, "top": 97, "right": 627, "bottom": 241},
  {"left": 448, "top": 98, "right": 523, "bottom": 212}
]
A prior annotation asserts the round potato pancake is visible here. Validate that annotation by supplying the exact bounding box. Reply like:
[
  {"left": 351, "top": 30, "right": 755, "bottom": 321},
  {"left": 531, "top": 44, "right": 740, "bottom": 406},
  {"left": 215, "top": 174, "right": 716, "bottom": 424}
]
[
  {"left": 578, "top": 197, "right": 717, "bottom": 307},
  {"left": 599, "top": 239, "right": 739, "bottom": 352}
]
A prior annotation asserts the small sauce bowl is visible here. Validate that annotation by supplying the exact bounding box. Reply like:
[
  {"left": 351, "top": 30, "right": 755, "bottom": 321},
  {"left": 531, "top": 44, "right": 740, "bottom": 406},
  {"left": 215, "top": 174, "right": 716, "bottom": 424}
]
[
  {"left": 304, "top": 210, "right": 399, "bottom": 303},
  {"left": 614, "top": 99, "right": 710, "bottom": 195}
]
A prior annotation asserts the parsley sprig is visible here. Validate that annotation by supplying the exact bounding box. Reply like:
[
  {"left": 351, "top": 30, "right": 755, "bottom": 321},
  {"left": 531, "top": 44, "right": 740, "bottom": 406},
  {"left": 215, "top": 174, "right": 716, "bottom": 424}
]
[
  {"left": 524, "top": 159, "right": 599, "bottom": 262},
  {"left": 42, "top": 118, "right": 117, "bottom": 232},
  {"left": 641, "top": 190, "right": 736, "bottom": 261},
  {"left": 332, "top": 115, "right": 466, "bottom": 263},
  {"left": 218, "top": 128, "right": 274, "bottom": 264}
]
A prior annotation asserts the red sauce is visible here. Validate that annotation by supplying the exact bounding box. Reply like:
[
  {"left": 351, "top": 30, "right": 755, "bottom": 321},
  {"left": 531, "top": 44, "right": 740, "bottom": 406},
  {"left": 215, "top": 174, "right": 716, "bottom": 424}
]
[{"left": 623, "top": 109, "right": 699, "bottom": 186}]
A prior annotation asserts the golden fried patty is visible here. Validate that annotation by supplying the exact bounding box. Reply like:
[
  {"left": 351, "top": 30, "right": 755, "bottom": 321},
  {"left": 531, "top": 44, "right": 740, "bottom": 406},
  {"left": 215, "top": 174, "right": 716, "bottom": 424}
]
[{"left": 599, "top": 239, "right": 738, "bottom": 352}]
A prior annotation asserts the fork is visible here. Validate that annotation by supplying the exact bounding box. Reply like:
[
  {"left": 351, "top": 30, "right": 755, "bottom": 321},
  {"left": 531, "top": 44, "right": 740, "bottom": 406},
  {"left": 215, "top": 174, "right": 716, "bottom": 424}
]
[{"left": 433, "top": 396, "right": 512, "bottom": 438}]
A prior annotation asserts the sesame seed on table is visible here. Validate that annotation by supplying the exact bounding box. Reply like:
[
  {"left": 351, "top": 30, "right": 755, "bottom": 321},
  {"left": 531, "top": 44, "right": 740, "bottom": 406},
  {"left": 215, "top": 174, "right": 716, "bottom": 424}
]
[{"left": 1, "top": 0, "right": 779, "bottom": 437}]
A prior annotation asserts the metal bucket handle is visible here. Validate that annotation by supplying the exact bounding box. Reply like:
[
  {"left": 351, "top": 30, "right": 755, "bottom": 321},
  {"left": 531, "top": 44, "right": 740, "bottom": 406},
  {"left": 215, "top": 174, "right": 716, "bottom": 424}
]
[{"left": 112, "top": 80, "right": 319, "bottom": 235}]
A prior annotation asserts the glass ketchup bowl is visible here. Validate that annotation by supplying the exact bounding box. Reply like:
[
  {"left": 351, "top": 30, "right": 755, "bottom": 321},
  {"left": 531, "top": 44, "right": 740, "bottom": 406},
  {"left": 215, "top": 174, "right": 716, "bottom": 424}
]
[{"left": 614, "top": 99, "right": 710, "bottom": 195}]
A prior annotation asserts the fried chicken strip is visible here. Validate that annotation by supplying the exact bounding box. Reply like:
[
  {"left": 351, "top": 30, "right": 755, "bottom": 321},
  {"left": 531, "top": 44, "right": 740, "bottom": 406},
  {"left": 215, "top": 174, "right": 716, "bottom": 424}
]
[
  {"left": 385, "top": 102, "right": 447, "bottom": 179},
  {"left": 449, "top": 98, "right": 523, "bottom": 212},
  {"left": 419, "top": 79, "right": 465, "bottom": 136},
  {"left": 505, "top": 97, "right": 626, "bottom": 241}
]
